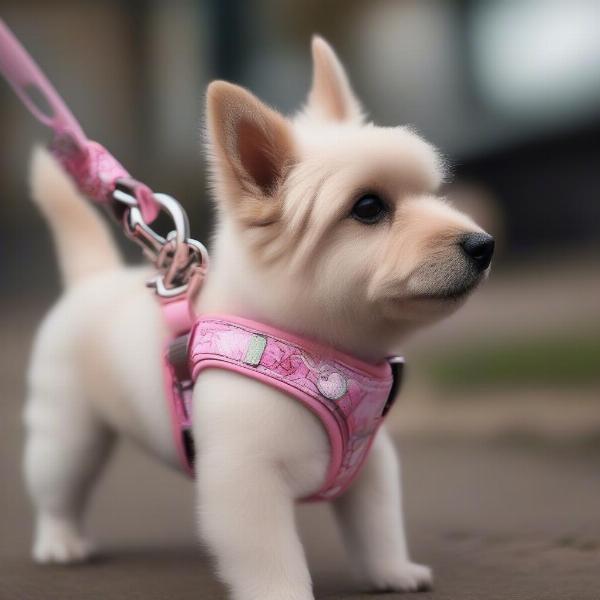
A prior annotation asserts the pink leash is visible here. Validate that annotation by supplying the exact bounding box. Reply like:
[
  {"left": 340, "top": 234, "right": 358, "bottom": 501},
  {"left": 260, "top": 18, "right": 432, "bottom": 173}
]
[
  {"left": 0, "top": 19, "right": 159, "bottom": 224},
  {"left": 0, "top": 18, "right": 207, "bottom": 330}
]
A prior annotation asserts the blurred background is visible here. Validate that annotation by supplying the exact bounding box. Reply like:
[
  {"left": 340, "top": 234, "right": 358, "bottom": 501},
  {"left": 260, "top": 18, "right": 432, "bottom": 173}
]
[
  {"left": 1, "top": 2, "right": 599, "bottom": 599},
  {"left": 1, "top": 0, "right": 598, "bottom": 434}
]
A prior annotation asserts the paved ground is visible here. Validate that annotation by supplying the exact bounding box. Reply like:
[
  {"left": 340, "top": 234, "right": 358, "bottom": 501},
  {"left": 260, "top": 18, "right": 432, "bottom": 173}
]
[
  {"left": 3, "top": 430, "right": 600, "bottom": 600},
  {"left": 2, "top": 307, "right": 600, "bottom": 599},
  {"left": 1, "top": 276, "right": 600, "bottom": 600}
]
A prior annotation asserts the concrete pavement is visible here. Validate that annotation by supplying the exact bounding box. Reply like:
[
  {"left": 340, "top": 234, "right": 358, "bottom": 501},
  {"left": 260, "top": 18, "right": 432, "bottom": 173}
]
[{"left": 2, "top": 278, "right": 600, "bottom": 600}]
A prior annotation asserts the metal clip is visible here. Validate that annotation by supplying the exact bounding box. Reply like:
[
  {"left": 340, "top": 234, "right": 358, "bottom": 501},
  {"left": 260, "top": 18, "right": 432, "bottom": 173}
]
[{"left": 112, "top": 182, "right": 208, "bottom": 298}]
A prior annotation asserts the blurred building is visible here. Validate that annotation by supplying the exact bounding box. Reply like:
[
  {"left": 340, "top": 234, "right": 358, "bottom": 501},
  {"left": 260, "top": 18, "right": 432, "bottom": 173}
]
[{"left": 2, "top": 1, "right": 600, "bottom": 275}]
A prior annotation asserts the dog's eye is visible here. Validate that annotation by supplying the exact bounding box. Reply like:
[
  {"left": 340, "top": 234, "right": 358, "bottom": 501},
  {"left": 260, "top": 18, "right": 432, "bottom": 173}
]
[{"left": 351, "top": 194, "right": 387, "bottom": 224}]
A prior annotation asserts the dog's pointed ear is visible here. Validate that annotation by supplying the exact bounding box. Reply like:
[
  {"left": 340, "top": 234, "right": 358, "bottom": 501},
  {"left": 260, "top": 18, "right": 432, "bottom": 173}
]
[
  {"left": 305, "top": 36, "right": 363, "bottom": 123},
  {"left": 206, "top": 81, "right": 295, "bottom": 202}
]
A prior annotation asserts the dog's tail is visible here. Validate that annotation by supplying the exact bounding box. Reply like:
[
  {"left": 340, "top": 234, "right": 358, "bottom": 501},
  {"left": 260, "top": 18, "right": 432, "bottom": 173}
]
[{"left": 29, "top": 146, "right": 121, "bottom": 288}]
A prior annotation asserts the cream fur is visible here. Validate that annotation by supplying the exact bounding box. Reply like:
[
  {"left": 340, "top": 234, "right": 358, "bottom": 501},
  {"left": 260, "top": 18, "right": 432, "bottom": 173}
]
[{"left": 24, "top": 37, "right": 491, "bottom": 599}]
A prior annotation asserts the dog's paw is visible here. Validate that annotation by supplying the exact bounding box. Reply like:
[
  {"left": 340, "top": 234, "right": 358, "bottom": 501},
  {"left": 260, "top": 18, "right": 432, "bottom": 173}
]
[
  {"left": 33, "top": 520, "right": 95, "bottom": 564},
  {"left": 368, "top": 560, "right": 433, "bottom": 593},
  {"left": 33, "top": 532, "right": 95, "bottom": 564}
]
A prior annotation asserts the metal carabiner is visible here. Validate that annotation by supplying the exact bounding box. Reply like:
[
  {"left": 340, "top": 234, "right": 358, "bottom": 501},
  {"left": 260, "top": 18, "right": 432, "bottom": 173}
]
[
  {"left": 112, "top": 187, "right": 188, "bottom": 261},
  {"left": 112, "top": 183, "right": 208, "bottom": 298}
]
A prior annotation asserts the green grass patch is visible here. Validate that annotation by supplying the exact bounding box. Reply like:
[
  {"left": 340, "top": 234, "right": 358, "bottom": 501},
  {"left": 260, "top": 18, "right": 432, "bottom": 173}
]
[{"left": 423, "top": 333, "right": 600, "bottom": 390}]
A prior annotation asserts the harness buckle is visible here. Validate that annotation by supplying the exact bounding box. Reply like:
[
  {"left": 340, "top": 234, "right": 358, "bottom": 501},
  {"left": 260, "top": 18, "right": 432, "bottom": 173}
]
[{"left": 383, "top": 356, "right": 405, "bottom": 416}]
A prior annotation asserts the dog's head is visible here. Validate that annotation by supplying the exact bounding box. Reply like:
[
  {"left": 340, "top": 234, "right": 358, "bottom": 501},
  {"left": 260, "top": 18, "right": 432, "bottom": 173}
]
[{"left": 204, "top": 37, "right": 493, "bottom": 357}]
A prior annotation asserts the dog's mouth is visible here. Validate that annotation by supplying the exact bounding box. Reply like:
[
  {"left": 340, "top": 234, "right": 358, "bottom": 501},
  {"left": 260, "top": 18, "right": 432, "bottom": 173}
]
[
  {"left": 412, "top": 279, "right": 480, "bottom": 302},
  {"left": 379, "top": 278, "right": 481, "bottom": 322},
  {"left": 374, "top": 258, "right": 490, "bottom": 320},
  {"left": 404, "top": 259, "right": 486, "bottom": 303}
]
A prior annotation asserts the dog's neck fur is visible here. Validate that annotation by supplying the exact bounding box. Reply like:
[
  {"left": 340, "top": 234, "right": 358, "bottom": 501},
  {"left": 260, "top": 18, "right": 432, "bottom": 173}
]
[{"left": 196, "top": 217, "right": 412, "bottom": 363}]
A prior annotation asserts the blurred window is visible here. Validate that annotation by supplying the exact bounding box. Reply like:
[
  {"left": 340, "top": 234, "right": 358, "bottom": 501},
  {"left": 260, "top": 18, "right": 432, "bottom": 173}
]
[{"left": 471, "top": 0, "right": 600, "bottom": 122}]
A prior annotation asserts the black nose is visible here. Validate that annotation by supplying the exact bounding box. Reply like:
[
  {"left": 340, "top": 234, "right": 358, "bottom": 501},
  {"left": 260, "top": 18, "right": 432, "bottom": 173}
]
[{"left": 460, "top": 233, "right": 495, "bottom": 270}]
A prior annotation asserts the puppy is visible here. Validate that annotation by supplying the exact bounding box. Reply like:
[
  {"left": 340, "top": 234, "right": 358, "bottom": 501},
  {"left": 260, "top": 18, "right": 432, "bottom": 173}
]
[{"left": 24, "top": 37, "right": 493, "bottom": 599}]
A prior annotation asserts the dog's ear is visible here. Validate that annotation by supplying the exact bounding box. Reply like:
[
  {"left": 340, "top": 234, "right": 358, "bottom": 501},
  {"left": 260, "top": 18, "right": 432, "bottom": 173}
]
[
  {"left": 305, "top": 36, "right": 363, "bottom": 123},
  {"left": 207, "top": 81, "right": 295, "bottom": 206}
]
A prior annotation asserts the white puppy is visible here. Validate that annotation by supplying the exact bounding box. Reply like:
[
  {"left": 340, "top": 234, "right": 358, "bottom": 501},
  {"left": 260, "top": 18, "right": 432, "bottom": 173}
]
[{"left": 24, "top": 37, "right": 493, "bottom": 599}]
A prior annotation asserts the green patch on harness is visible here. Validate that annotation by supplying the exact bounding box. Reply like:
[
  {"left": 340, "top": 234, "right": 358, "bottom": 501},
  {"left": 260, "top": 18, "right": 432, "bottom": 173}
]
[{"left": 243, "top": 334, "right": 267, "bottom": 366}]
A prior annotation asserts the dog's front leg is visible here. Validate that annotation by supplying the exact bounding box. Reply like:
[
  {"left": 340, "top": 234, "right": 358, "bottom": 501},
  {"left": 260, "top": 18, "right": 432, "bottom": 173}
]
[
  {"left": 193, "top": 373, "right": 316, "bottom": 600},
  {"left": 197, "top": 450, "right": 313, "bottom": 600},
  {"left": 333, "top": 427, "right": 432, "bottom": 593}
]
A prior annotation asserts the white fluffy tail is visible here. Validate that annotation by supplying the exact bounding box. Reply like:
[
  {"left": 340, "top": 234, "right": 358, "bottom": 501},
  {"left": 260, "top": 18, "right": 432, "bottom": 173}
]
[{"left": 29, "top": 146, "right": 121, "bottom": 288}]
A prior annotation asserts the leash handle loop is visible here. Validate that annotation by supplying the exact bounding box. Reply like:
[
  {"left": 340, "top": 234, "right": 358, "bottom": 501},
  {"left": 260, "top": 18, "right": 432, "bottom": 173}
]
[
  {"left": 0, "top": 19, "right": 86, "bottom": 150},
  {"left": 0, "top": 18, "right": 159, "bottom": 223}
]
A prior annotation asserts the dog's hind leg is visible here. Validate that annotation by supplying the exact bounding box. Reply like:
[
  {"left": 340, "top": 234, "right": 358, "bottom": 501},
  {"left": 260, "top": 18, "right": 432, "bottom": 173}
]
[
  {"left": 24, "top": 367, "right": 114, "bottom": 564},
  {"left": 332, "top": 427, "right": 432, "bottom": 592}
]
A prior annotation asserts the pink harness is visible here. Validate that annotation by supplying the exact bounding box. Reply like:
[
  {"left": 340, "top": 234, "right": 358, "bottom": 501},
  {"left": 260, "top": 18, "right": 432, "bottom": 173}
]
[
  {"left": 0, "top": 20, "right": 403, "bottom": 501},
  {"left": 166, "top": 314, "right": 402, "bottom": 500}
]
